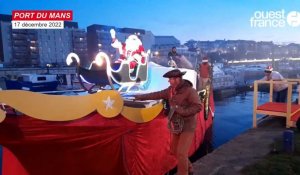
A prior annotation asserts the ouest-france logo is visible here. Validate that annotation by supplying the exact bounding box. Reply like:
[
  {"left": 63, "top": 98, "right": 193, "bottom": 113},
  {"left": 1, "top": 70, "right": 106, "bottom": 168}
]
[{"left": 250, "top": 10, "right": 300, "bottom": 28}]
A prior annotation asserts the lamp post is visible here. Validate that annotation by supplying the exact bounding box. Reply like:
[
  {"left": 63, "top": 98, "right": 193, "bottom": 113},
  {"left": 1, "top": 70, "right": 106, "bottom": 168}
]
[
  {"left": 196, "top": 48, "right": 201, "bottom": 70},
  {"left": 46, "top": 64, "right": 51, "bottom": 74},
  {"left": 233, "top": 46, "right": 236, "bottom": 61},
  {"left": 98, "top": 43, "right": 102, "bottom": 52},
  {"left": 270, "top": 52, "right": 274, "bottom": 68},
  {"left": 154, "top": 51, "right": 159, "bottom": 59}
]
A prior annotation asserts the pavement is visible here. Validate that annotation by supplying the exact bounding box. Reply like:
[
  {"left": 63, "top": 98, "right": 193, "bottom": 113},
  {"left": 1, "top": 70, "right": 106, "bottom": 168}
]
[{"left": 192, "top": 117, "right": 288, "bottom": 175}]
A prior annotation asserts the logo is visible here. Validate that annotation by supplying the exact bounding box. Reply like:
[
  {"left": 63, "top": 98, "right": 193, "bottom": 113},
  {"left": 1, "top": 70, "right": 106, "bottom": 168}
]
[
  {"left": 286, "top": 11, "right": 300, "bottom": 27},
  {"left": 250, "top": 10, "right": 300, "bottom": 28}
]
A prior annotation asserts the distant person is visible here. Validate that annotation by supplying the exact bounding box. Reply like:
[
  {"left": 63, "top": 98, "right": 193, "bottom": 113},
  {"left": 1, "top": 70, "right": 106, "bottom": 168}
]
[
  {"left": 260, "top": 66, "right": 288, "bottom": 102},
  {"left": 168, "top": 47, "right": 180, "bottom": 68},
  {"left": 134, "top": 69, "right": 201, "bottom": 175},
  {"left": 199, "top": 56, "right": 211, "bottom": 90},
  {"left": 168, "top": 47, "right": 180, "bottom": 60}
]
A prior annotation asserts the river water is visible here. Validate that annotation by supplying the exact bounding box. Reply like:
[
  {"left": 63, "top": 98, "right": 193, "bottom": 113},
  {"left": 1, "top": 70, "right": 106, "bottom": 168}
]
[{"left": 213, "top": 91, "right": 298, "bottom": 148}]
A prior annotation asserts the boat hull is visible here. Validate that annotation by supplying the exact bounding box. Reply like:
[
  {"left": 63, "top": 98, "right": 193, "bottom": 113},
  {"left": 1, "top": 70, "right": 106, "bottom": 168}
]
[
  {"left": 0, "top": 93, "right": 214, "bottom": 175},
  {"left": 5, "top": 80, "right": 58, "bottom": 92}
]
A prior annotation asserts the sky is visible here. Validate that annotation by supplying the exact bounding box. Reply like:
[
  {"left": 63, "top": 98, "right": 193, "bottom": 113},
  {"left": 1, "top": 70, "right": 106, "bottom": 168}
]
[{"left": 1, "top": 0, "right": 300, "bottom": 44}]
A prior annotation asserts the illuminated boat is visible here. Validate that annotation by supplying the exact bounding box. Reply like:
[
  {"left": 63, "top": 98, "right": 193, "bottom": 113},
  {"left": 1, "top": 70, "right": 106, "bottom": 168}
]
[
  {"left": 0, "top": 65, "right": 214, "bottom": 175},
  {"left": 0, "top": 86, "right": 214, "bottom": 175},
  {"left": 0, "top": 34, "right": 214, "bottom": 174},
  {"left": 66, "top": 52, "right": 149, "bottom": 93},
  {"left": 0, "top": 62, "right": 214, "bottom": 175}
]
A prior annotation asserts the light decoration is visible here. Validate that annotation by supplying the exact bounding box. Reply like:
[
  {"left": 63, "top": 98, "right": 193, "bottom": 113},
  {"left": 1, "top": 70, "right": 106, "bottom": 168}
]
[
  {"left": 228, "top": 57, "right": 300, "bottom": 64},
  {"left": 229, "top": 58, "right": 280, "bottom": 64},
  {"left": 66, "top": 28, "right": 151, "bottom": 92}
]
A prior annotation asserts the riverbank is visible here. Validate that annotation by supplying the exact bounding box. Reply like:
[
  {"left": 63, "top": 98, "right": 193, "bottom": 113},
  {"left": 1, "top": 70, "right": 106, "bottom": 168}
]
[{"left": 193, "top": 117, "right": 288, "bottom": 174}]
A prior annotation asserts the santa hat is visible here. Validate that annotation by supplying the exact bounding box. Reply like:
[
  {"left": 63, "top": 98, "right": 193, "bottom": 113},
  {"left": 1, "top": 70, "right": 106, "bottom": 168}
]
[
  {"left": 202, "top": 57, "right": 209, "bottom": 63},
  {"left": 265, "top": 65, "right": 273, "bottom": 72}
]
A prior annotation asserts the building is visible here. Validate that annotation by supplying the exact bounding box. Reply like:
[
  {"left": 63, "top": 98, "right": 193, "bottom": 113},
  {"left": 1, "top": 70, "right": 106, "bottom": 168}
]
[
  {"left": 0, "top": 14, "right": 39, "bottom": 67},
  {"left": 151, "top": 36, "right": 180, "bottom": 57},
  {"left": 37, "top": 22, "right": 87, "bottom": 67},
  {"left": 72, "top": 28, "right": 88, "bottom": 65},
  {"left": 0, "top": 14, "right": 12, "bottom": 65},
  {"left": 87, "top": 24, "right": 115, "bottom": 62}
]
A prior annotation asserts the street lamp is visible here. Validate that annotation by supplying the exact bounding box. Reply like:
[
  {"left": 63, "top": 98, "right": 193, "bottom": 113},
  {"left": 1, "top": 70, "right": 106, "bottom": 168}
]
[
  {"left": 154, "top": 51, "right": 159, "bottom": 58},
  {"left": 196, "top": 49, "right": 201, "bottom": 70},
  {"left": 46, "top": 63, "right": 52, "bottom": 74},
  {"left": 270, "top": 52, "right": 274, "bottom": 68},
  {"left": 98, "top": 43, "right": 102, "bottom": 52},
  {"left": 233, "top": 47, "right": 236, "bottom": 60}
]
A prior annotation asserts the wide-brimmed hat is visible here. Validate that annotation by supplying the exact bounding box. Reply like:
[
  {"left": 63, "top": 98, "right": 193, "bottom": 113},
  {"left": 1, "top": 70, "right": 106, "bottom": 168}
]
[
  {"left": 163, "top": 69, "right": 186, "bottom": 78},
  {"left": 264, "top": 65, "right": 273, "bottom": 73}
]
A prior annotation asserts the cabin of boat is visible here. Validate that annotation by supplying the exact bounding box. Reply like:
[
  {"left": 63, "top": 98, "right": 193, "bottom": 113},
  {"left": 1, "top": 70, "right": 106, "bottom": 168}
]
[{"left": 5, "top": 74, "right": 59, "bottom": 92}]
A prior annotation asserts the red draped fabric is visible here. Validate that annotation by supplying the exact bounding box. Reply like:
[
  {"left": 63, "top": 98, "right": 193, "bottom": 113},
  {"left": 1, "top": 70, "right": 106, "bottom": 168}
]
[{"left": 0, "top": 95, "right": 214, "bottom": 175}]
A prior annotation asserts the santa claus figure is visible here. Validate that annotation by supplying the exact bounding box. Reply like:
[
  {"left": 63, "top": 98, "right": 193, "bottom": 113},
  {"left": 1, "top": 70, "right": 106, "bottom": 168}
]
[{"left": 110, "top": 29, "right": 147, "bottom": 73}]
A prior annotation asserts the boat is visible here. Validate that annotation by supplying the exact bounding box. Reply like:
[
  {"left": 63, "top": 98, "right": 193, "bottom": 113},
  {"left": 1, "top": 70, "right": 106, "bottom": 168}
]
[
  {"left": 0, "top": 35, "right": 214, "bottom": 175},
  {"left": 243, "top": 64, "right": 266, "bottom": 82},
  {"left": 4, "top": 74, "right": 59, "bottom": 92},
  {"left": 0, "top": 61, "right": 214, "bottom": 175},
  {"left": 212, "top": 63, "right": 237, "bottom": 99}
]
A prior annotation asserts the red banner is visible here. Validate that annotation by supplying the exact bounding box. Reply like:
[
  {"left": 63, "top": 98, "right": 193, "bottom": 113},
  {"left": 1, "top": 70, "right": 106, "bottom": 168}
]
[{"left": 12, "top": 10, "right": 73, "bottom": 21}]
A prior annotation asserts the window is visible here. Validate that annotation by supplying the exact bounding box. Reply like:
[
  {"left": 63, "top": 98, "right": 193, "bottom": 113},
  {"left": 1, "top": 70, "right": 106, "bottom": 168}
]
[{"left": 37, "top": 77, "right": 46, "bottom": 81}]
